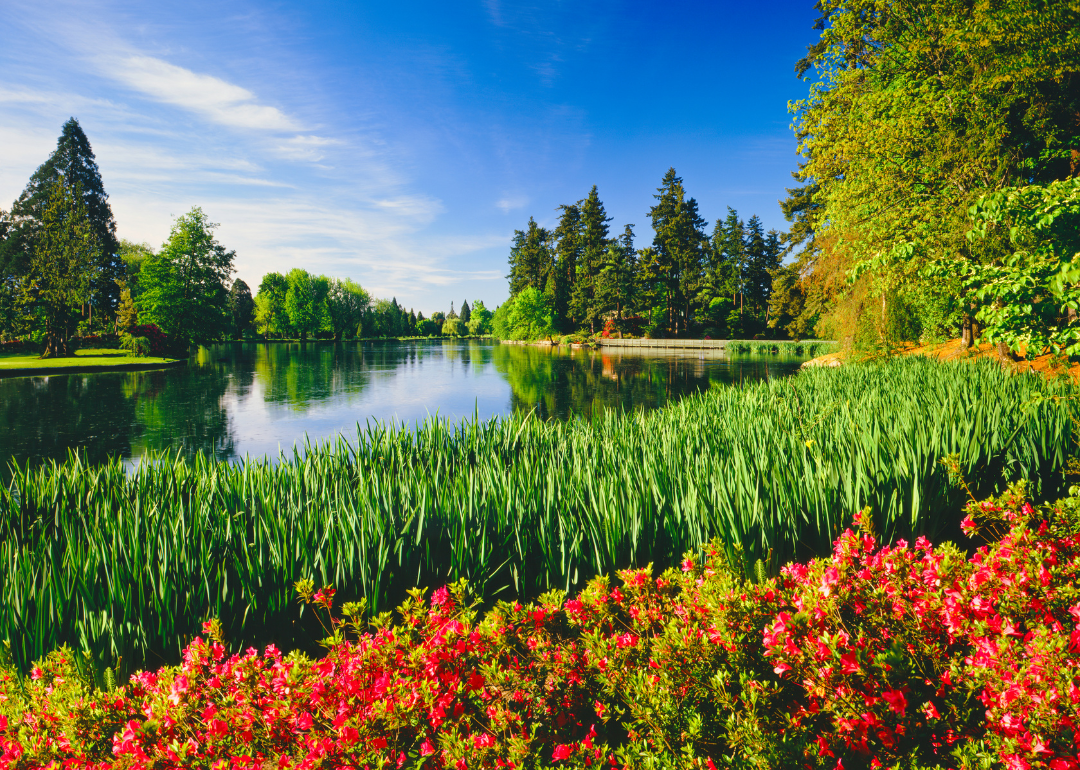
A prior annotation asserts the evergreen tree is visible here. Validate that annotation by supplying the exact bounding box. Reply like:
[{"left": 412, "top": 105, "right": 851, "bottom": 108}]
[
  {"left": 549, "top": 203, "right": 581, "bottom": 329},
  {"left": 507, "top": 218, "right": 553, "bottom": 295},
  {"left": 22, "top": 178, "right": 100, "bottom": 357},
  {"left": 228, "top": 278, "right": 256, "bottom": 339},
  {"left": 2, "top": 118, "right": 121, "bottom": 327},
  {"left": 646, "top": 169, "right": 706, "bottom": 335},
  {"left": 460, "top": 300, "right": 470, "bottom": 324},
  {"left": 572, "top": 186, "right": 613, "bottom": 333}
]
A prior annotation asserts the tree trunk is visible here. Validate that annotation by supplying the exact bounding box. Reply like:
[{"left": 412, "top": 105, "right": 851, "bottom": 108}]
[{"left": 960, "top": 314, "right": 973, "bottom": 349}]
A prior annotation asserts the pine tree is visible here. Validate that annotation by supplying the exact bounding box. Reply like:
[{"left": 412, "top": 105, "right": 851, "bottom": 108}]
[
  {"left": 22, "top": 178, "right": 100, "bottom": 357},
  {"left": 553, "top": 203, "right": 582, "bottom": 329},
  {"left": 574, "top": 186, "right": 613, "bottom": 333},
  {"left": 3, "top": 118, "right": 121, "bottom": 328},
  {"left": 507, "top": 218, "right": 553, "bottom": 295},
  {"left": 647, "top": 169, "right": 706, "bottom": 335},
  {"left": 460, "top": 300, "right": 471, "bottom": 324},
  {"left": 228, "top": 278, "right": 256, "bottom": 339}
]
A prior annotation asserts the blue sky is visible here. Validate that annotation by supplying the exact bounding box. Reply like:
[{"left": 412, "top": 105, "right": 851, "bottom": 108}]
[{"left": 0, "top": 0, "right": 818, "bottom": 315}]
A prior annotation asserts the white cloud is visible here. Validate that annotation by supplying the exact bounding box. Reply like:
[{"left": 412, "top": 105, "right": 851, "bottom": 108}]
[
  {"left": 100, "top": 55, "right": 301, "bottom": 132},
  {"left": 274, "top": 135, "right": 340, "bottom": 162},
  {"left": 495, "top": 194, "right": 528, "bottom": 212}
]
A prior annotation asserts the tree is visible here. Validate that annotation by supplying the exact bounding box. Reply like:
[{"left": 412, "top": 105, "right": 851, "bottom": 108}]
[
  {"left": 21, "top": 178, "right": 100, "bottom": 357},
  {"left": 325, "top": 278, "right": 370, "bottom": 341},
  {"left": 285, "top": 269, "right": 328, "bottom": 341},
  {"left": 257, "top": 273, "right": 289, "bottom": 338},
  {"left": 595, "top": 226, "right": 637, "bottom": 324},
  {"left": 460, "top": 300, "right": 471, "bottom": 325},
  {"left": 2, "top": 118, "right": 121, "bottom": 328},
  {"left": 507, "top": 218, "right": 554, "bottom": 296},
  {"left": 791, "top": 0, "right": 1080, "bottom": 350},
  {"left": 467, "top": 299, "right": 493, "bottom": 336},
  {"left": 137, "top": 208, "right": 234, "bottom": 347},
  {"left": 442, "top": 317, "right": 464, "bottom": 336},
  {"left": 508, "top": 286, "right": 555, "bottom": 340},
  {"left": 568, "top": 187, "right": 614, "bottom": 334},
  {"left": 228, "top": 279, "right": 256, "bottom": 339},
  {"left": 646, "top": 169, "right": 707, "bottom": 335}
]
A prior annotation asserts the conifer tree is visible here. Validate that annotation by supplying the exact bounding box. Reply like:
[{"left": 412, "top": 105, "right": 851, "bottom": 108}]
[
  {"left": 2, "top": 118, "right": 121, "bottom": 327},
  {"left": 460, "top": 299, "right": 470, "bottom": 324},
  {"left": 646, "top": 169, "right": 706, "bottom": 335},
  {"left": 22, "top": 178, "right": 100, "bottom": 357},
  {"left": 576, "top": 187, "right": 613, "bottom": 333},
  {"left": 507, "top": 218, "right": 553, "bottom": 296}
]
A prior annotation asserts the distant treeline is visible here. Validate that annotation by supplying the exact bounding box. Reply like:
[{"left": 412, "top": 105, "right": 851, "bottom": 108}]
[
  {"left": 499, "top": 170, "right": 787, "bottom": 342},
  {"left": 0, "top": 118, "right": 494, "bottom": 354},
  {"left": 250, "top": 274, "right": 493, "bottom": 340}
]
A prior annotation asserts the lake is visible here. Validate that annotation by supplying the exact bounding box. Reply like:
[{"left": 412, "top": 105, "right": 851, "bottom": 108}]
[{"left": 0, "top": 340, "right": 808, "bottom": 468}]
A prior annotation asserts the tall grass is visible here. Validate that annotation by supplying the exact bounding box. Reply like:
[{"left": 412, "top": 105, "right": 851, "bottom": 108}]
[
  {"left": 726, "top": 339, "right": 840, "bottom": 356},
  {"left": 0, "top": 358, "right": 1074, "bottom": 672}
]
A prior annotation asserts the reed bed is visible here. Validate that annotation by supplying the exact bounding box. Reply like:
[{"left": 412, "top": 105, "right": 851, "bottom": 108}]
[
  {"left": 0, "top": 357, "right": 1074, "bottom": 672},
  {"left": 726, "top": 339, "right": 839, "bottom": 356}
]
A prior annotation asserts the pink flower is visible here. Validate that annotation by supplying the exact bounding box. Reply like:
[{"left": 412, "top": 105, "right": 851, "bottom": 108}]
[
  {"left": 432, "top": 586, "right": 450, "bottom": 607},
  {"left": 420, "top": 738, "right": 436, "bottom": 756},
  {"left": 960, "top": 515, "right": 976, "bottom": 536},
  {"left": 29, "top": 667, "right": 43, "bottom": 681},
  {"left": 552, "top": 743, "right": 573, "bottom": 761},
  {"left": 681, "top": 557, "right": 695, "bottom": 572}
]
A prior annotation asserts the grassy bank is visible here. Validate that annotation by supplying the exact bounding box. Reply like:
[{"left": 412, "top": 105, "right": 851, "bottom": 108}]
[
  {"left": 0, "top": 348, "right": 178, "bottom": 374},
  {"left": 0, "top": 357, "right": 1074, "bottom": 672}
]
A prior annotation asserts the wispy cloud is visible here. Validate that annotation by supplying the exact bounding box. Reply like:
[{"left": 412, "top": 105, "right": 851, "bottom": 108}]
[
  {"left": 495, "top": 194, "right": 528, "bottom": 213},
  {"left": 99, "top": 54, "right": 302, "bottom": 132}
]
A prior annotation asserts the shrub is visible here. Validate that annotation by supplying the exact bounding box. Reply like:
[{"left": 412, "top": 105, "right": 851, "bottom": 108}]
[{"left": 119, "top": 324, "right": 169, "bottom": 357}]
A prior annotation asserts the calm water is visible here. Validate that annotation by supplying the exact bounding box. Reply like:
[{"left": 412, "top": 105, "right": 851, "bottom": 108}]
[{"left": 0, "top": 340, "right": 807, "bottom": 468}]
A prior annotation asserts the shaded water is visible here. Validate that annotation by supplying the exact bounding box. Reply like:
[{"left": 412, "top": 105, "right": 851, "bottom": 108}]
[{"left": 0, "top": 340, "right": 807, "bottom": 468}]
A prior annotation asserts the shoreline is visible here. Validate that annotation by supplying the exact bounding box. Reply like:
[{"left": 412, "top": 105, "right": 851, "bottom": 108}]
[{"left": 0, "top": 358, "right": 186, "bottom": 379}]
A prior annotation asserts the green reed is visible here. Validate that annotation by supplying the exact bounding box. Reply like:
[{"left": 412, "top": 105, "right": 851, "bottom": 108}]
[
  {"left": 726, "top": 340, "right": 839, "bottom": 356},
  {"left": 0, "top": 357, "right": 1074, "bottom": 672}
]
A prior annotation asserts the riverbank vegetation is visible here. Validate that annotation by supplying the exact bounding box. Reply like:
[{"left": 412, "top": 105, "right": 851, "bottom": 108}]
[{"left": 1, "top": 357, "right": 1072, "bottom": 675}]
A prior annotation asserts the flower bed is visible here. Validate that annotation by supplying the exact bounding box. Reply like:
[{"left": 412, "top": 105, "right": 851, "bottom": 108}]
[{"left": 2, "top": 482, "right": 1079, "bottom": 769}]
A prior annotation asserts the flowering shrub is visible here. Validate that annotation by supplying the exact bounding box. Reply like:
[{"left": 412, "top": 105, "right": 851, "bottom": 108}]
[{"left": 2, "top": 484, "right": 1080, "bottom": 769}]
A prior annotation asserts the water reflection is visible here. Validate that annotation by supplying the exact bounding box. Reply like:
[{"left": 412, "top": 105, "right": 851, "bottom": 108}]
[
  {"left": 493, "top": 343, "right": 802, "bottom": 420},
  {"left": 0, "top": 340, "right": 806, "bottom": 469}
]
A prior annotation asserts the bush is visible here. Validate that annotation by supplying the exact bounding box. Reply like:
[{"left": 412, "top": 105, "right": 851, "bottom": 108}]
[
  {"left": 3, "top": 483, "right": 1080, "bottom": 768},
  {"left": 119, "top": 324, "right": 169, "bottom": 357}
]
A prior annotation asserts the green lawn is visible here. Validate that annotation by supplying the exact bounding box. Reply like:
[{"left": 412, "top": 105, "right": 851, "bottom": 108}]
[{"left": 0, "top": 348, "right": 178, "bottom": 370}]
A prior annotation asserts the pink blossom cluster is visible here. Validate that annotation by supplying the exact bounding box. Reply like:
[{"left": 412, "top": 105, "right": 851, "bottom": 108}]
[{"left": 2, "top": 483, "right": 1079, "bottom": 769}]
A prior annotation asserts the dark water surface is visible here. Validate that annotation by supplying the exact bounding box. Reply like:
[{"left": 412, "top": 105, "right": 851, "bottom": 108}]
[{"left": 0, "top": 340, "right": 807, "bottom": 468}]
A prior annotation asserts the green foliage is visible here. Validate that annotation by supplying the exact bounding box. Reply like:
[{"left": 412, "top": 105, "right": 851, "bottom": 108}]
[
  {"left": 137, "top": 207, "right": 234, "bottom": 347},
  {"left": 442, "top": 316, "right": 464, "bottom": 336},
  {"left": 507, "top": 286, "right": 555, "bottom": 340},
  {"left": 788, "top": 0, "right": 1080, "bottom": 349},
  {"left": 227, "top": 278, "right": 255, "bottom": 339},
  {"left": 963, "top": 177, "right": 1080, "bottom": 358},
  {"left": 284, "top": 268, "right": 328, "bottom": 341},
  {"left": 466, "top": 299, "right": 493, "bottom": 336},
  {"left": 255, "top": 272, "right": 289, "bottom": 338},
  {"left": 1, "top": 118, "right": 121, "bottom": 335},
  {"left": 21, "top": 179, "right": 100, "bottom": 358},
  {"left": 324, "top": 277, "right": 369, "bottom": 340},
  {"left": 0, "top": 358, "right": 1072, "bottom": 673}
]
